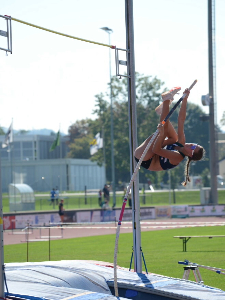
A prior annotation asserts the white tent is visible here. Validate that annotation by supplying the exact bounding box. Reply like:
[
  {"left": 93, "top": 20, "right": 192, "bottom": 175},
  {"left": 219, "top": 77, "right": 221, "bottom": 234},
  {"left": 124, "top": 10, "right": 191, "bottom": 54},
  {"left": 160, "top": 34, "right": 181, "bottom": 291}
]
[{"left": 9, "top": 183, "right": 35, "bottom": 212}]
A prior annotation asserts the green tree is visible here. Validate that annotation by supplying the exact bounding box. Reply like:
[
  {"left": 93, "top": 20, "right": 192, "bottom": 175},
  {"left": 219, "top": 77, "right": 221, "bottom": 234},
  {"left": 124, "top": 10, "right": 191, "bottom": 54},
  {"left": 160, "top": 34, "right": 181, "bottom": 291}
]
[
  {"left": 170, "top": 165, "right": 182, "bottom": 189},
  {"left": 201, "top": 168, "right": 210, "bottom": 187},
  {"left": 0, "top": 127, "right": 5, "bottom": 135},
  {"left": 220, "top": 111, "right": 225, "bottom": 126},
  {"left": 67, "top": 119, "right": 93, "bottom": 159},
  {"left": 68, "top": 133, "right": 94, "bottom": 159},
  {"left": 17, "top": 129, "right": 29, "bottom": 135}
]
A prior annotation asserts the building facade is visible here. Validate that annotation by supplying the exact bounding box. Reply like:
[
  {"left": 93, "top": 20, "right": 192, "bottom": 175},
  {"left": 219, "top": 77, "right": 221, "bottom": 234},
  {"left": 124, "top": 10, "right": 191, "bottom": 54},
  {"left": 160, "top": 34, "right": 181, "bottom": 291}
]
[{"left": 0, "top": 134, "right": 105, "bottom": 192}]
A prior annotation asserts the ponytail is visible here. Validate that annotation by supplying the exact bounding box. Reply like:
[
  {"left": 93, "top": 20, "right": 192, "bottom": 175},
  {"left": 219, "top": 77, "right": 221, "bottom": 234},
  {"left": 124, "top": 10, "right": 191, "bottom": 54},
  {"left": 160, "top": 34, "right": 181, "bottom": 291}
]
[
  {"left": 181, "top": 158, "right": 191, "bottom": 186},
  {"left": 181, "top": 146, "right": 205, "bottom": 186}
]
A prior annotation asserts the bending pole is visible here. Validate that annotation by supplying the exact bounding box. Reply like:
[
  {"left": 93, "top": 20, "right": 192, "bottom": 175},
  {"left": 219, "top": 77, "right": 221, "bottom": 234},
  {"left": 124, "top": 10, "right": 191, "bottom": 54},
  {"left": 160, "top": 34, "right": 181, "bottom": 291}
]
[{"left": 113, "top": 79, "right": 197, "bottom": 297}]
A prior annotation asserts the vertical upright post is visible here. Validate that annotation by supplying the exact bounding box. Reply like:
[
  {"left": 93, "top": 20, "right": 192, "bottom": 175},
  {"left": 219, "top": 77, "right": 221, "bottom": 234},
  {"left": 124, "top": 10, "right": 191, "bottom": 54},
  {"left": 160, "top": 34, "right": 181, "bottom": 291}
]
[
  {"left": 169, "top": 170, "right": 172, "bottom": 204},
  {"left": 0, "top": 157, "right": 4, "bottom": 298},
  {"left": 100, "top": 27, "right": 115, "bottom": 203},
  {"left": 27, "top": 222, "right": 29, "bottom": 262},
  {"left": 59, "top": 126, "right": 63, "bottom": 193},
  {"left": 102, "top": 127, "right": 107, "bottom": 183},
  {"left": 49, "top": 222, "right": 51, "bottom": 261},
  {"left": 108, "top": 33, "right": 116, "bottom": 208},
  {"left": 84, "top": 185, "right": 87, "bottom": 205},
  {"left": 0, "top": 15, "right": 12, "bottom": 54},
  {"left": 208, "top": 0, "right": 218, "bottom": 204},
  {"left": 125, "top": 0, "right": 142, "bottom": 273}
]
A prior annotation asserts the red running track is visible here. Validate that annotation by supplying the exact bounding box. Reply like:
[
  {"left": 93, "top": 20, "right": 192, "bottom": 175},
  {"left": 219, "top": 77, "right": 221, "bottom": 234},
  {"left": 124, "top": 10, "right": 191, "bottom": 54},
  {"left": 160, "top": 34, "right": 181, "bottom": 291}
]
[{"left": 3, "top": 216, "right": 225, "bottom": 245}]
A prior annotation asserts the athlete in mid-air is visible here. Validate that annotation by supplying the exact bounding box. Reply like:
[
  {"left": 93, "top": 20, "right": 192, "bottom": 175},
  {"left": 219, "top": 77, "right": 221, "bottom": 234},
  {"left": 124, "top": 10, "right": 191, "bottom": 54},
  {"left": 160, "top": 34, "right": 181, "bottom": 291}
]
[{"left": 134, "top": 86, "right": 204, "bottom": 186}]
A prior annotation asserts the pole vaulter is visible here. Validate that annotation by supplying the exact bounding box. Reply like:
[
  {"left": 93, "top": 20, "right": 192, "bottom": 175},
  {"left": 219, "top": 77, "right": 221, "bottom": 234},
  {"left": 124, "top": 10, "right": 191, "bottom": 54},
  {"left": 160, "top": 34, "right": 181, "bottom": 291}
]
[{"left": 113, "top": 79, "right": 197, "bottom": 297}]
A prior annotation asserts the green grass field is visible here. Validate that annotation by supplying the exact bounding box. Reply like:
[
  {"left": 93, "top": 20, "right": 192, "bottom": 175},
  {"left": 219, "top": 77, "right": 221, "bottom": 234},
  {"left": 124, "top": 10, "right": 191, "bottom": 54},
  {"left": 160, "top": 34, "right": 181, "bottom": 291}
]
[
  {"left": 4, "top": 225, "right": 225, "bottom": 291},
  {"left": 3, "top": 189, "right": 225, "bottom": 213}
]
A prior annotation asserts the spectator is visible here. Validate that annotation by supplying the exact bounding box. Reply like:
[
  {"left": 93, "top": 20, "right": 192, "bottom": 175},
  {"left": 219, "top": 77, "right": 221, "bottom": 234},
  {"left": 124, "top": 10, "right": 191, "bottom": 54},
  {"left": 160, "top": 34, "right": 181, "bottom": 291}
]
[
  {"left": 128, "top": 191, "right": 132, "bottom": 208},
  {"left": 98, "top": 190, "right": 102, "bottom": 207},
  {"left": 58, "top": 199, "right": 65, "bottom": 223},
  {"left": 103, "top": 184, "right": 110, "bottom": 205},
  {"left": 55, "top": 187, "right": 59, "bottom": 205},
  {"left": 50, "top": 188, "right": 55, "bottom": 206}
]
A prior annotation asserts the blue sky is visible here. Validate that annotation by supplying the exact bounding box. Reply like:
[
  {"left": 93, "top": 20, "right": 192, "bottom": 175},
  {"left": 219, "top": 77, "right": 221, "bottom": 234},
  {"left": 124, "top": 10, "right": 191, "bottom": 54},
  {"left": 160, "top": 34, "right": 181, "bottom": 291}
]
[{"left": 0, "top": 0, "right": 224, "bottom": 134}]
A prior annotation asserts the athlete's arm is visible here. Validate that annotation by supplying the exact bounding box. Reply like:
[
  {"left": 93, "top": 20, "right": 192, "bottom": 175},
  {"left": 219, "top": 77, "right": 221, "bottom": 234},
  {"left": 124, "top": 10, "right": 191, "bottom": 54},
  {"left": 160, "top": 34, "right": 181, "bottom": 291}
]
[
  {"left": 177, "top": 89, "right": 190, "bottom": 145},
  {"left": 152, "top": 124, "right": 184, "bottom": 165}
]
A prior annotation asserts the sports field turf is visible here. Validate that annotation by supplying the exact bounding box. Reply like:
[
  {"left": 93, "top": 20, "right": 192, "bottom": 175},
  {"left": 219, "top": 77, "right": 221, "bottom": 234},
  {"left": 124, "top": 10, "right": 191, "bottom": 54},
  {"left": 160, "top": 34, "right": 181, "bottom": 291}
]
[{"left": 4, "top": 225, "right": 225, "bottom": 291}]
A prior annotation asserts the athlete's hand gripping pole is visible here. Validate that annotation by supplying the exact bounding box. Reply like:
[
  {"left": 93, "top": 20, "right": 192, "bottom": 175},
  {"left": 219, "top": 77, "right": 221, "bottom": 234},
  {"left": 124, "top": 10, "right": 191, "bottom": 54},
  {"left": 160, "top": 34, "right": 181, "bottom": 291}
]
[
  {"left": 162, "top": 80, "right": 197, "bottom": 125},
  {"left": 113, "top": 80, "right": 197, "bottom": 297}
]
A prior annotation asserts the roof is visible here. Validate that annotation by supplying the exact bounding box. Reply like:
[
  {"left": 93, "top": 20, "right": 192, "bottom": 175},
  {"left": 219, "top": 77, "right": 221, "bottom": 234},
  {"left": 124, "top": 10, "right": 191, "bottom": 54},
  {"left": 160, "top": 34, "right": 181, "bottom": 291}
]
[{"left": 9, "top": 183, "right": 34, "bottom": 194}]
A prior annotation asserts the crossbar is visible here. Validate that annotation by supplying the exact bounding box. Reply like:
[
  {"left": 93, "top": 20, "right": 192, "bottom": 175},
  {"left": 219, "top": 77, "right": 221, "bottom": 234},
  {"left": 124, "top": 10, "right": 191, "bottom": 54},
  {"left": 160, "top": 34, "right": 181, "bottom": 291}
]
[{"left": 10, "top": 16, "right": 116, "bottom": 49}]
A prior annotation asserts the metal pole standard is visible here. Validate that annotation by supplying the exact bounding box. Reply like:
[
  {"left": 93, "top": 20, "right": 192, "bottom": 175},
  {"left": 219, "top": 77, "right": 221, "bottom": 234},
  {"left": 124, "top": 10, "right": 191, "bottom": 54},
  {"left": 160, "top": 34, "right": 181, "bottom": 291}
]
[
  {"left": 26, "top": 223, "right": 29, "bottom": 262},
  {"left": 59, "top": 126, "right": 63, "bottom": 193},
  {"left": 102, "top": 127, "right": 107, "bottom": 183},
  {"left": 0, "top": 156, "right": 4, "bottom": 298},
  {"left": 108, "top": 32, "right": 116, "bottom": 208},
  {"left": 100, "top": 26, "right": 116, "bottom": 206},
  {"left": 49, "top": 222, "right": 51, "bottom": 261},
  {"left": 125, "top": 0, "right": 142, "bottom": 273},
  {"left": 208, "top": 0, "right": 218, "bottom": 204}
]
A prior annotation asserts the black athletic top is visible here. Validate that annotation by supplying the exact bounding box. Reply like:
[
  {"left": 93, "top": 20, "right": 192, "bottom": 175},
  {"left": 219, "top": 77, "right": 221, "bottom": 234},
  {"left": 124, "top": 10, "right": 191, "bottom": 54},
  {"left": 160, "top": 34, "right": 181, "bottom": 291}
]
[{"left": 159, "top": 142, "right": 185, "bottom": 170}]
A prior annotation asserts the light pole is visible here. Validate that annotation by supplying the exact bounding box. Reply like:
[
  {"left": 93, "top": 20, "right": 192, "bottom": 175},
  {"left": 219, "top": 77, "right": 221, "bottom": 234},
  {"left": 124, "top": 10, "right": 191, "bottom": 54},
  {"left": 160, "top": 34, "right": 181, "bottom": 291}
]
[{"left": 100, "top": 27, "right": 116, "bottom": 208}]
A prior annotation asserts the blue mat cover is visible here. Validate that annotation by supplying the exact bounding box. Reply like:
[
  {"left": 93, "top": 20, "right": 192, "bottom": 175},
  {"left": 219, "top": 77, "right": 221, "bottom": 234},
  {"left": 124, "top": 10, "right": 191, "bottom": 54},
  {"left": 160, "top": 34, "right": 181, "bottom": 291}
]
[{"left": 4, "top": 260, "right": 225, "bottom": 300}]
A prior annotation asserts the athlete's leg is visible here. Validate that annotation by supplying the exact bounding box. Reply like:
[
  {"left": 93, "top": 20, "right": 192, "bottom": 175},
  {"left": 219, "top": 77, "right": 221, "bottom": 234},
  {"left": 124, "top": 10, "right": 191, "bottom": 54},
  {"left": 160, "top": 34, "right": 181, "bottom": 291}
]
[
  {"left": 166, "top": 122, "right": 178, "bottom": 144},
  {"left": 159, "top": 93, "right": 178, "bottom": 144},
  {"left": 134, "top": 87, "right": 180, "bottom": 160},
  {"left": 134, "top": 133, "right": 156, "bottom": 160},
  {"left": 178, "top": 89, "right": 189, "bottom": 124},
  {"left": 160, "top": 100, "right": 170, "bottom": 137},
  {"left": 134, "top": 103, "right": 176, "bottom": 160},
  {"left": 177, "top": 89, "right": 190, "bottom": 144}
]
